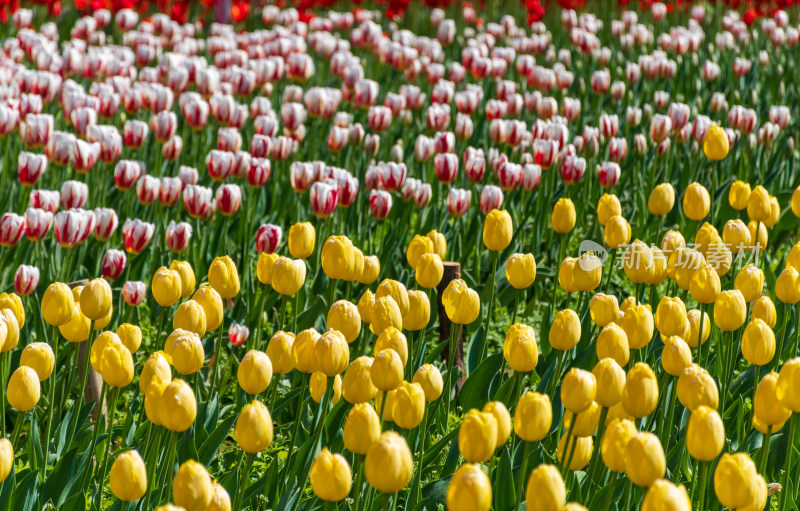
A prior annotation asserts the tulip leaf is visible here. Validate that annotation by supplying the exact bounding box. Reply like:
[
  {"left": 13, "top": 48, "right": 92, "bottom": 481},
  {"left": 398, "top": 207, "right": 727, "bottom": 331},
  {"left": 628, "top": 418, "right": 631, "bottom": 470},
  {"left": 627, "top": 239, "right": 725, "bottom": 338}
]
[
  {"left": 198, "top": 414, "right": 236, "bottom": 466},
  {"left": 441, "top": 435, "right": 461, "bottom": 478},
  {"left": 494, "top": 446, "right": 516, "bottom": 511},
  {"left": 10, "top": 470, "right": 38, "bottom": 511},
  {"left": 41, "top": 446, "right": 79, "bottom": 507},
  {"left": 297, "top": 296, "right": 327, "bottom": 331},
  {"left": 458, "top": 352, "right": 502, "bottom": 411},
  {"left": 275, "top": 480, "right": 300, "bottom": 511},
  {"left": 0, "top": 465, "right": 14, "bottom": 511},
  {"left": 466, "top": 325, "right": 486, "bottom": 375},
  {"left": 58, "top": 491, "right": 85, "bottom": 511},
  {"left": 420, "top": 475, "right": 451, "bottom": 509}
]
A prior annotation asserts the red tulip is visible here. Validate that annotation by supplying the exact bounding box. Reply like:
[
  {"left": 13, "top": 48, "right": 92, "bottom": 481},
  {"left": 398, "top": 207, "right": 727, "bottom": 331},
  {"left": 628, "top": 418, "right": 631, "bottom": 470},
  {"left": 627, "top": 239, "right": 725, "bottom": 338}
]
[
  {"left": 101, "top": 249, "right": 127, "bottom": 280},
  {"left": 14, "top": 265, "right": 39, "bottom": 296},
  {"left": 256, "top": 224, "right": 282, "bottom": 254},
  {"left": 122, "top": 218, "right": 155, "bottom": 254},
  {"left": 123, "top": 281, "right": 146, "bottom": 306}
]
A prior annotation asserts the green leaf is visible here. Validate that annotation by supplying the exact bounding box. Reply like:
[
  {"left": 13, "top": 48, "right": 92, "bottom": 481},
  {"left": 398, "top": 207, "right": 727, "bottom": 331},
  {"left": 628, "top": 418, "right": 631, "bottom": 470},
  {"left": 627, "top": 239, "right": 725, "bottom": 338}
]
[
  {"left": 458, "top": 353, "right": 503, "bottom": 410},
  {"left": 494, "top": 446, "right": 516, "bottom": 511},
  {"left": 59, "top": 491, "right": 85, "bottom": 511},
  {"left": 421, "top": 476, "right": 451, "bottom": 509},
  {"left": 198, "top": 414, "right": 236, "bottom": 466},
  {"left": 297, "top": 296, "right": 327, "bottom": 331},
  {"left": 41, "top": 446, "right": 79, "bottom": 507},
  {"left": 10, "top": 470, "right": 38, "bottom": 511},
  {"left": 465, "top": 325, "right": 486, "bottom": 375}
]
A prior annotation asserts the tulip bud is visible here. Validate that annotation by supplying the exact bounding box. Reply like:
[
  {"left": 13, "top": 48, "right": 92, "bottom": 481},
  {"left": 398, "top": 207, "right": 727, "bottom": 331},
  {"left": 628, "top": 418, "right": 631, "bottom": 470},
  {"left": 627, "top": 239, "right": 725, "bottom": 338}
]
[
  {"left": 648, "top": 183, "right": 676, "bottom": 216},
  {"left": 551, "top": 198, "right": 576, "bottom": 233},
  {"left": 161, "top": 379, "right": 197, "bottom": 432},
  {"left": 641, "top": 479, "right": 691, "bottom": 511},
  {"left": 364, "top": 431, "right": 413, "bottom": 493},
  {"left": 604, "top": 215, "right": 631, "bottom": 248},
  {"left": 271, "top": 257, "right": 307, "bottom": 296},
  {"left": 514, "top": 391, "right": 552, "bottom": 442},
  {"left": 41, "top": 282, "right": 75, "bottom": 326},
  {"left": 714, "top": 289, "right": 747, "bottom": 331},
  {"left": 152, "top": 267, "right": 182, "bottom": 307},
  {"left": 678, "top": 364, "right": 719, "bottom": 411},
  {"left": 393, "top": 381, "right": 426, "bottom": 430},
  {"left": 683, "top": 182, "right": 710, "bottom": 220},
  {"left": 589, "top": 293, "right": 620, "bottom": 327},
  {"left": 7, "top": 366, "right": 40, "bottom": 411},
  {"left": 557, "top": 434, "right": 592, "bottom": 470},
  {"left": 596, "top": 323, "right": 630, "bottom": 367},
  {"left": 505, "top": 253, "right": 536, "bottom": 289},
  {"left": 601, "top": 418, "right": 637, "bottom": 472},
  {"left": 291, "top": 328, "right": 320, "bottom": 374},
  {"left": 344, "top": 403, "right": 381, "bottom": 455},
  {"left": 359, "top": 255, "right": 381, "bottom": 285},
  {"left": 316, "top": 329, "right": 350, "bottom": 376},
  {"left": 618, "top": 304, "right": 654, "bottom": 350},
  {"left": 288, "top": 222, "right": 315, "bottom": 259},
  {"left": 371, "top": 296, "right": 403, "bottom": 334},
  {"left": 169, "top": 261, "right": 196, "bottom": 298},
  {"left": 0, "top": 438, "right": 12, "bottom": 483},
  {"left": 525, "top": 465, "right": 566, "bottom": 511},
  {"left": 208, "top": 255, "right": 240, "bottom": 299},
  {"left": 561, "top": 368, "right": 597, "bottom": 414},
  {"left": 597, "top": 194, "right": 622, "bottom": 226},
  {"left": 238, "top": 350, "right": 273, "bottom": 395},
  {"left": 446, "top": 464, "right": 492, "bottom": 511},
  {"left": 110, "top": 450, "right": 147, "bottom": 502},
  {"left": 310, "top": 448, "right": 352, "bottom": 502},
  {"left": 310, "top": 372, "right": 342, "bottom": 404},
  {"left": 703, "top": 124, "right": 729, "bottom": 160},
  {"left": 754, "top": 372, "right": 791, "bottom": 426},
  {"left": 371, "top": 349, "right": 404, "bottom": 391},
  {"left": 625, "top": 432, "right": 666, "bottom": 487},
  {"left": 20, "top": 342, "right": 54, "bottom": 381},
  {"left": 172, "top": 300, "right": 207, "bottom": 337},
  {"left": 328, "top": 300, "right": 361, "bottom": 343},
  {"left": 412, "top": 364, "right": 443, "bottom": 402},
  {"left": 415, "top": 253, "right": 444, "bottom": 289},
  {"left": 256, "top": 252, "right": 279, "bottom": 286},
  {"left": 503, "top": 324, "right": 539, "bottom": 373},
  {"left": 689, "top": 263, "right": 720, "bottom": 304},
  {"left": 407, "top": 235, "right": 434, "bottom": 268},
  {"left": 687, "top": 405, "right": 724, "bottom": 461},
  {"left": 322, "top": 236, "right": 356, "bottom": 281},
  {"left": 192, "top": 285, "right": 224, "bottom": 331},
  {"left": 173, "top": 460, "right": 213, "bottom": 511},
  {"left": 741, "top": 319, "right": 775, "bottom": 367},
  {"left": 622, "top": 363, "right": 659, "bottom": 418},
  {"left": 654, "top": 297, "right": 687, "bottom": 338},
  {"left": 483, "top": 209, "right": 513, "bottom": 251},
  {"left": 235, "top": 400, "right": 274, "bottom": 453},
  {"left": 714, "top": 453, "right": 759, "bottom": 510}
]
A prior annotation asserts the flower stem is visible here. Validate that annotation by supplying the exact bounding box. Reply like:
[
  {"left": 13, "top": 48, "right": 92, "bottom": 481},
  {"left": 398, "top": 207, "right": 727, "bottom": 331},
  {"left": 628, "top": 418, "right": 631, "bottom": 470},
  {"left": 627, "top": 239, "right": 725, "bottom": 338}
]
[
  {"left": 513, "top": 441, "right": 531, "bottom": 510},
  {"left": 233, "top": 452, "right": 256, "bottom": 511}
]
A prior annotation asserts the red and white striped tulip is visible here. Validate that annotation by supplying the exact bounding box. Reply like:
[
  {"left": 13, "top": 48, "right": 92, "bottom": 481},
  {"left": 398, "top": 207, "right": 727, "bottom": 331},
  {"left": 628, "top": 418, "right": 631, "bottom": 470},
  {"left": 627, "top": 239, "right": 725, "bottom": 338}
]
[
  {"left": 369, "top": 189, "right": 393, "bottom": 220},
  {"left": 480, "top": 185, "right": 504, "bottom": 214},
  {"left": 18, "top": 152, "right": 47, "bottom": 186},
  {"left": 122, "top": 218, "right": 155, "bottom": 254},
  {"left": 101, "top": 249, "right": 127, "bottom": 280},
  {"left": 123, "top": 281, "right": 146, "bottom": 306},
  {"left": 256, "top": 224, "right": 282, "bottom": 254},
  {"left": 166, "top": 221, "right": 192, "bottom": 253},
  {"left": 54, "top": 209, "right": 95, "bottom": 248},
  {"left": 14, "top": 265, "right": 39, "bottom": 296},
  {"left": 310, "top": 180, "right": 339, "bottom": 218}
]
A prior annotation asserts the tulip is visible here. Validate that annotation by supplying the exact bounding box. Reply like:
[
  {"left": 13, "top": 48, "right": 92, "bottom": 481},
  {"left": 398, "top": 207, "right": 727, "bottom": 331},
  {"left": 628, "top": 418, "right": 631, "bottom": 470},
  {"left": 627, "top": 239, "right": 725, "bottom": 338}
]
[
  {"left": 596, "top": 323, "right": 629, "bottom": 367},
  {"left": 459, "top": 409, "right": 498, "bottom": 463},
  {"left": 596, "top": 194, "right": 622, "bottom": 226},
  {"left": 371, "top": 349, "right": 404, "bottom": 392},
  {"left": 600, "top": 418, "right": 637, "bottom": 473},
  {"left": 173, "top": 460, "right": 213, "bottom": 511},
  {"left": 7, "top": 366, "right": 40, "bottom": 411},
  {"left": 415, "top": 253, "right": 444, "bottom": 289},
  {"left": 101, "top": 250, "right": 127, "bottom": 281},
  {"left": 625, "top": 432, "right": 666, "bottom": 487},
  {"left": 525, "top": 465, "right": 566, "bottom": 511},
  {"left": 550, "top": 309, "right": 581, "bottom": 351},
  {"left": 315, "top": 330, "right": 350, "bottom": 377},
  {"left": 403, "top": 290, "right": 430, "bottom": 332},
  {"left": 343, "top": 402, "right": 381, "bottom": 456},
  {"left": 678, "top": 364, "right": 719, "bottom": 411},
  {"left": 310, "top": 372, "right": 342, "bottom": 404},
  {"left": 41, "top": 282, "right": 74, "bottom": 326},
  {"left": 713, "top": 289, "right": 747, "bottom": 335},
  {"left": 603, "top": 215, "right": 632, "bottom": 249},
  {"left": 80, "top": 278, "right": 112, "bottom": 321},
  {"left": 235, "top": 400, "right": 273, "bottom": 454},
  {"left": 446, "top": 463, "right": 492, "bottom": 511},
  {"left": 483, "top": 209, "right": 513, "bottom": 251},
  {"left": 122, "top": 219, "right": 155, "bottom": 254},
  {"left": 160, "top": 379, "right": 197, "bottom": 433},
  {"left": 682, "top": 182, "right": 711, "bottom": 221},
  {"left": 237, "top": 350, "right": 272, "bottom": 396},
  {"left": 703, "top": 124, "right": 730, "bottom": 160},
  {"left": 687, "top": 405, "right": 724, "bottom": 461},
  {"left": 754, "top": 372, "right": 791, "bottom": 427},
  {"left": 392, "top": 381, "right": 426, "bottom": 430},
  {"left": 208, "top": 255, "right": 240, "bottom": 299},
  {"left": 747, "top": 185, "right": 772, "bottom": 223},
  {"left": 561, "top": 368, "right": 597, "bottom": 415},
  {"left": 622, "top": 363, "right": 659, "bottom": 418},
  {"left": 310, "top": 448, "right": 352, "bottom": 502},
  {"left": 551, "top": 198, "right": 576, "bottom": 233},
  {"left": 503, "top": 324, "right": 539, "bottom": 373},
  {"left": 364, "top": 431, "right": 413, "bottom": 493},
  {"left": 110, "top": 450, "right": 147, "bottom": 501},
  {"left": 442, "top": 279, "right": 480, "bottom": 325},
  {"left": 714, "top": 453, "right": 759, "bottom": 510},
  {"left": 505, "top": 253, "right": 536, "bottom": 290},
  {"left": 618, "top": 303, "right": 654, "bottom": 350},
  {"left": 557, "top": 434, "right": 592, "bottom": 471},
  {"left": 641, "top": 479, "right": 691, "bottom": 511},
  {"left": 0, "top": 438, "right": 12, "bottom": 483},
  {"left": 19, "top": 342, "right": 54, "bottom": 382},
  {"left": 14, "top": 264, "right": 39, "bottom": 296},
  {"left": 271, "top": 257, "right": 307, "bottom": 296}
]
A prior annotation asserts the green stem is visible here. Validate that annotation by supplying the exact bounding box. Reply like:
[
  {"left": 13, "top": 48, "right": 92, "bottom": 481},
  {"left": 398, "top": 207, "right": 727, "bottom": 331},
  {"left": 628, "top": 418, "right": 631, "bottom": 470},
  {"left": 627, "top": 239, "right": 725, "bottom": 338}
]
[
  {"left": 659, "top": 378, "right": 679, "bottom": 450},
  {"left": 587, "top": 407, "right": 609, "bottom": 486},
  {"left": 10, "top": 411, "right": 25, "bottom": 451},
  {"left": 513, "top": 441, "right": 531, "bottom": 511},
  {"left": 67, "top": 324, "right": 96, "bottom": 448},
  {"left": 778, "top": 414, "right": 797, "bottom": 511},
  {"left": 143, "top": 426, "right": 162, "bottom": 511},
  {"left": 697, "top": 461, "right": 710, "bottom": 511},
  {"left": 233, "top": 452, "right": 257, "bottom": 510},
  {"left": 210, "top": 323, "right": 224, "bottom": 397},
  {"left": 444, "top": 324, "right": 460, "bottom": 427},
  {"left": 0, "top": 352, "right": 8, "bottom": 438},
  {"left": 480, "top": 250, "right": 499, "bottom": 362},
  {"left": 81, "top": 382, "right": 107, "bottom": 488},
  {"left": 281, "top": 372, "right": 309, "bottom": 487},
  {"left": 94, "top": 387, "right": 120, "bottom": 509},
  {"left": 161, "top": 431, "right": 179, "bottom": 504},
  {"left": 759, "top": 425, "right": 772, "bottom": 476}
]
